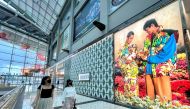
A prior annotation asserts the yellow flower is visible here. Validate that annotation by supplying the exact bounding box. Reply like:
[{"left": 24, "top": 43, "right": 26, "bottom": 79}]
[{"left": 177, "top": 54, "right": 182, "bottom": 59}]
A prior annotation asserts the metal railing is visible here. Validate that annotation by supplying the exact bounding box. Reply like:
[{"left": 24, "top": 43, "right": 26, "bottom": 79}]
[{"left": 0, "top": 85, "right": 24, "bottom": 109}]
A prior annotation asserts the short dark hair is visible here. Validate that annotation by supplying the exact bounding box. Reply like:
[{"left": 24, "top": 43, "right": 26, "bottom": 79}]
[
  {"left": 66, "top": 79, "right": 73, "bottom": 87},
  {"left": 143, "top": 19, "right": 158, "bottom": 30},
  {"left": 127, "top": 31, "right": 134, "bottom": 38},
  {"left": 41, "top": 76, "right": 50, "bottom": 85}
]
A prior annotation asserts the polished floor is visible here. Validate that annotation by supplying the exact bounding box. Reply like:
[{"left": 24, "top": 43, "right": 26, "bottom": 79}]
[{"left": 22, "top": 85, "right": 130, "bottom": 109}]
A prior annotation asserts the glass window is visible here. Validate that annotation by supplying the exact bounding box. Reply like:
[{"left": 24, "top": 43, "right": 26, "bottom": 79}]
[
  {"left": 36, "top": 60, "right": 45, "bottom": 66},
  {"left": 19, "top": 1, "right": 26, "bottom": 10},
  {"left": 40, "top": 64, "right": 46, "bottom": 69},
  {"left": 0, "top": 40, "right": 13, "bottom": 47},
  {"left": 38, "top": 47, "right": 47, "bottom": 52},
  {"left": 33, "top": 10, "right": 39, "bottom": 19},
  {"left": 32, "top": 13, "right": 38, "bottom": 21},
  {"left": 25, "top": 58, "right": 36, "bottom": 64},
  {"left": 13, "top": 45, "right": 21, "bottom": 49},
  {"left": 38, "top": 49, "right": 46, "bottom": 55},
  {"left": 0, "top": 52, "right": 12, "bottom": 61},
  {"left": 27, "top": 39, "right": 38, "bottom": 47},
  {"left": 74, "top": 0, "right": 81, "bottom": 7},
  {"left": 0, "top": 44, "right": 13, "bottom": 54},
  {"left": 1, "top": 0, "right": 66, "bottom": 35},
  {"left": 0, "top": 67, "right": 10, "bottom": 74},
  {"left": 10, "top": 62, "right": 24, "bottom": 69},
  {"left": 14, "top": 34, "right": 27, "bottom": 44},
  {"left": 55, "top": 5, "right": 61, "bottom": 15},
  {"left": 27, "top": 47, "right": 38, "bottom": 52},
  {"left": 49, "top": 0, "right": 56, "bottom": 9},
  {"left": 13, "top": 48, "right": 26, "bottom": 56},
  {"left": 10, "top": 68, "right": 22, "bottom": 75},
  {"left": 39, "top": 42, "right": 47, "bottom": 48},
  {"left": 33, "top": 2, "right": 40, "bottom": 11},
  {"left": 25, "top": 64, "right": 34, "bottom": 69},
  {"left": 41, "top": 2, "right": 47, "bottom": 10},
  {"left": 12, "top": 55, "right": 25, "bottom": 63},
  {"left": 61, "top": 8, "right": 71, "bottom": 30},
  {"left": 62, "top": 25, "right": 70, "bottom": 50},
  {"left": 0, "top": 60, "right": 10, "bottom": 68},
  {"left": 7, "top": 34, "right": 15, "bottom": 42},
  {"left": 38, "top": 19, "right": 43, "bottom": 26},
  {"left": 58, "top": 0, "right": 65, "bottom": 6},
  {"left": 38, "top": 14, "right": 44, "bottom": 21},
  {"left": 52, "top": 14, "right": 57, "bottom": 20},
  {"left": 12, "top": 0, "right": 19, "bottom": 5},
  {"left": 26, "top": 0, "right": 32, "bottom": 7},
  {"left": 46, "top": 11, "right": 51, "bottom": 21},
  {"left": 44, "top": 18, "right": 49, "bottom": 25},
  {"left": 40, "top": 8, "right": 46, "bottom": 16},
  {"left": 52, "top": 44, "right": 57, "bottom": 60},
  {"left": 26, "top": 5, "right": 33, "bottom": 14},
  {"left": 26, "top": 51, "right": 37, "bottom": 59},
  {"left": 50, "top": 18, "right": 55, "bottom": 25},
  {"left": 0, "top": 26, "right": 47, "bottom": 76}
]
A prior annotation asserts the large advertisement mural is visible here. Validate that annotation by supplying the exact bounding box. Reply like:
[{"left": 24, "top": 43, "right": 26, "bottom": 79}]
[{"left": 114, "top": 1, "right": 190, "bottom": 108}]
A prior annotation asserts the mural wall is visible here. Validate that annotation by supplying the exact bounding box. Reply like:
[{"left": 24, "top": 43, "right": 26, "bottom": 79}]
[
  {"left": 70, "top": 35, "right": 114, "bottom": 100},
  {"left": 114, "top": 1, "right": 190, "bottom": 108}
]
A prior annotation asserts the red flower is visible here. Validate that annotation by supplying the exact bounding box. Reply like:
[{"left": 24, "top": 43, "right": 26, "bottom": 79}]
[
  {"left": 171, "top": 80, "right": 190, "bottom": 105},
  {"left": 130, "top": 85, "right": 136, "bottom": 91},
  {"left": 117, "top": 86, "right": 124, "bottom": 94},
  {"left": 115, "top": 76, "right": 125, "bottom": 87},
  {"left": 138, "top": 76, "right": 146, "bottom": 98}
]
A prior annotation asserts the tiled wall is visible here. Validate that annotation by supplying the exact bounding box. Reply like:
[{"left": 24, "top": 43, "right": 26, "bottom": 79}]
[{"left": 70, "top": 35, "right": 114, "bottom": 101}]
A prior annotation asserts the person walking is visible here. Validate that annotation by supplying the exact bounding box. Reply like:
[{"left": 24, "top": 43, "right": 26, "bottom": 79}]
[
  {"left": 62, "top": 79, "right": 76, "bottom": 109},
  {"left": 32, "top": 76, "right": 54, "bottom": 109}
]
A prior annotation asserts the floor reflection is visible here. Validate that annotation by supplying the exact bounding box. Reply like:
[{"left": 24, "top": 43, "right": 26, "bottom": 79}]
[{"left": 22, "top": 85, "right": 130, "bottom": 109}]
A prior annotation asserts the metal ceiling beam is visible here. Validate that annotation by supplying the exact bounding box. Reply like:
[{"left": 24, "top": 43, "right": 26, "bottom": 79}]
[
  {"left": 51, "top": 0, "right": 69, "bottom": 33},
  {"left": 0, "top": 0, "right": 47, "bottom": 35},
  {"left": 20, "top": 23, "right": 32, "bottom": 29},
  {"left": 0, "top": 1, "right": 49, "bottom": 44},
  {"left": 33, "top": 30, "right": 41, "bottom": 34},
  {"left": 4, "top": 14, "right": 17, "bottom": 22},
  {"left": 0, "top": 21, "right": 47, "bottom": 43}
]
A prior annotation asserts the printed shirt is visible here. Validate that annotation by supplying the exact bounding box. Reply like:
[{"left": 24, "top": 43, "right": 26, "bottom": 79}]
[{"left": 144, "top": 31, "right": 177, "bottom": 77}]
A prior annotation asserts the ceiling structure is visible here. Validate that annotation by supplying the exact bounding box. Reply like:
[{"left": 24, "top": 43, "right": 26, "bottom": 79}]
[{"left": 0, "top": 0, "right": 66, "bottom": 43}]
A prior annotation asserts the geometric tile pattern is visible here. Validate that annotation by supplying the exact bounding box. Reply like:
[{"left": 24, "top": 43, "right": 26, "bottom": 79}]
[{"left": 70, "top": 35, "right": 114, "bottom": 101}]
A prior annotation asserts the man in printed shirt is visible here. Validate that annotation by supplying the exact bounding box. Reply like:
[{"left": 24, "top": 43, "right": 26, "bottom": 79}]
[{"left": 140, "top": 19, "right": 177, "bottom": 102}]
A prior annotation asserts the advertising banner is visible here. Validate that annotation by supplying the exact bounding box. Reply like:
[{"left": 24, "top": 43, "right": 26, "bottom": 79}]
[{"left": 114, "top": 1, "right": 190, "bottom": 108}]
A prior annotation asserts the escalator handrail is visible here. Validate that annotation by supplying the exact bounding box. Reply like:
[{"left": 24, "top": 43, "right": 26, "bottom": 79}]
[{"left": 0, "top": 85, "right": 23, "bottom": 108}]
